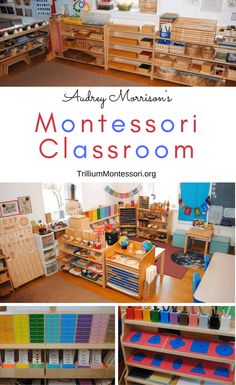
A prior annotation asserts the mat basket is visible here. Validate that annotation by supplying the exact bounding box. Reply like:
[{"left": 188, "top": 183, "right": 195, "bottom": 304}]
[{"left": 139, "top": 0, "right": 157, "bottom": 13}]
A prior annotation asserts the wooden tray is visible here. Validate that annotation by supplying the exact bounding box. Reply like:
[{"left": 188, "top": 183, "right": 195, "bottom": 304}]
[
  {"left": 110, "top": 36, "right": 139, "bottom": 46},
  {"left": 108, "top": 60, "right": 137, "bottom": 71},
  {"left": 109, "top": 48, "right": 137, "bottom": 58},
  {"left": 109, "top": 24, "right": 140, "bottom": 33}
]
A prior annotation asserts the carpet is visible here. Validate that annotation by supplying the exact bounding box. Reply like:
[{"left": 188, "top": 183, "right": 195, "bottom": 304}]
[
  {"left": 1, "top": 272, "right": 113, "bottom": 303},
  {"left": 133, "top": 237, "right": 187, "bottom": 279},
  {"left": 171, "top": 251, "right": 204, "bottom": 269},
  {"left": 0, "top": 58, "right": 147, "bottom": 86}
]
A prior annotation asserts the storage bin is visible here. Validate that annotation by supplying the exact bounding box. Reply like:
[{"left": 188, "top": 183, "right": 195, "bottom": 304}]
[
  {"left": 209, "top": 235, "right": 230, "bottom": 254},
  {"left": 172, "top": 229, "right": 186, "bottom": 247}
]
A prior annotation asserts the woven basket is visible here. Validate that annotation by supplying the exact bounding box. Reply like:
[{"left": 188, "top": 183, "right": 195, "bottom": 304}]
[
  {"left": 201, "top": 45, "right": 215, "bottom": 59},
  {"left": 139, "top": 0, "right": 157, "bottom": 13}
]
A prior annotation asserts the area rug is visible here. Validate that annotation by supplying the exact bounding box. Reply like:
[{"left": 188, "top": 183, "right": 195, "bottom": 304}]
[
  {"left": 171, "top": 251, "right": 204, "bottom": 269},
  {"left": 133, "top": 237, "right": 188, "bottom": 279},
  {"left": 1, "top": 272, "right": 113, "bottom": 303}
]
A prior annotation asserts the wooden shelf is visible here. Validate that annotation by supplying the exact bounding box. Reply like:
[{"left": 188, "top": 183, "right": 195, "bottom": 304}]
[
  {"left": 90, "top": 214, "right": 119, "bottom": 225},
  {"left": 124, "top": 318, "right": 235, "bottom": 337},
  {"left": 126, "top": 374, "right": 179, "bottom": 385},
  {"left": 126, "top": 361, "right": 233, "bottom": 385},
  {"left": 0, "top": 342, "right": 114, "bottom": 349}
]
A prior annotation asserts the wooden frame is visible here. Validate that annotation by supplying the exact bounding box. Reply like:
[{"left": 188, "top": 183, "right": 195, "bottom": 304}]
[
  {"left": 17, "top": 196, "right": 32, "bottom": 215},
  {"left": 0, "top": 200, "right": 20, "bottom": 217}
]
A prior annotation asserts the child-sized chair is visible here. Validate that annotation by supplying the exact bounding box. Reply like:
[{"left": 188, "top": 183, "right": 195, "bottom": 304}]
[
  {"left": 192, "top": 272, "right": 203, "bottom": 303},
  {"left": 204, "top": 254, "right": 211, "bottom": 271}
]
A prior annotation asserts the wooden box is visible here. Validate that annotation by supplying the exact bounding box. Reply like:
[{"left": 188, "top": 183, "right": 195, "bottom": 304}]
[
  {"left": 139, "top": 50, "right": 152, "bottom": 60},
  {"left": 109, "top": 23, "right": 140, "bottom": 33},
  {"left": 140, "top": 37, "right": 153, "bottom": 47},
  {"left": 137, "top": 64, "right": 151, "bottom": 74},
  {"left": 227, "top": 67, "right": 236, "bottom": 80},
  {"left": 141, "top": 24, "right": 155, "bottom": 34},
  {"left": 69, "top": 215, "right": 90, "bottom": 231},
  {"left": 108, "top": 60, "right": 137, "bottom": 72},
  {"left": 109, "top": 48, "right": 137, "bottom": 59}
]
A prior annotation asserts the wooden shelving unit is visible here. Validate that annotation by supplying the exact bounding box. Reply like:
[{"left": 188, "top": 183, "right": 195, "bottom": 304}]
[
  {"left": 137, "top": 208, "right": 173, "bottom": 243},
  {"left": 121, "top": 313, "right": 235, "bottom": 385},
  {"left": 105, "top": 240, "right": 155, "bottom": 298},
  {"left": 107, "top": 23, "right": 155, "bottom": 77},
  {"left": 0, "top": 21, "right": 48, "bottom": 76},
  {"left": 58, "top": 236, "right": 106, "bottom": 287},
  {"left": 49, "top": 16, "right": 107, "bottom": 67},
  {"left": 0, "top": 254, "right": 14, "bottom": 297},
  {"left": 0, "top": 310, "right": 115, "bottom": 384},
  {"left": 119, "top": 207, "right": 137, "bottom": 236}
]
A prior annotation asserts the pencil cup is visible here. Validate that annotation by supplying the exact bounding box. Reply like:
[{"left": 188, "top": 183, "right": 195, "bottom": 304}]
[
  {"left": 170, "top": 311, "right": 179, "bottom": 324},
  {"left": 179, "top": 311, "right": 189, "bottom": 326},
  {"left": 189, "top": 313, "right": 199, "bottom": 327},
  {"left": 160, "top": 310, "right": 170, "bottom": 324},
  {"left": 150, "top": 308, "right": 160, "bottom": 322},
  {"left": 220, "top": 315, "right": 231, "bottom": 331},
  {"left": 126, "top": 307, "right": 135, "bottom": 320},
  {"left": 143, "top": 307, "right": 151, "bottom": 322},
  {"left": 199, "top": 313, "right": 209, "bottom": 328},
  {"left": 209, "top": 314, "right": 220, "bottom": 329},
  {"left": 134, "top": 307, "right": 143, "bottom": 320}
]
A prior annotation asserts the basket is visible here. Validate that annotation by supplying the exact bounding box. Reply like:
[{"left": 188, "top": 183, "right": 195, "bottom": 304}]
[
  {"left": 179, "top": 71, "right": 201, "bottom": 85},
  {"left": 169, "top": 43, "right": 185, "bottom": 54},
  {"left": 139, "top": 0, "right": 157, "bottom": 13},
  {"left": 201, "top": 45, "right": 215, "bottom": 59},
  {"left": 156, "top": 66, "right": 177, "bottom": 80},
  {"left": 185, "top": 43, "right": 200, "bottom": 57},
  {"left": 155, "top": 54, "right": 173, "bottom": 67},
  {"left": 116, "top": 2, "right": 132, "bottom": 10},
  {"left": 155, "top": 43, "right": 169, "bottom": 53}
]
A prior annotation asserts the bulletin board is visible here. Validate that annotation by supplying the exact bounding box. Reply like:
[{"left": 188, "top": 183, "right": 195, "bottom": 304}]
[{"left": 178, "top": 183, "right": 210, "bottom": 222}]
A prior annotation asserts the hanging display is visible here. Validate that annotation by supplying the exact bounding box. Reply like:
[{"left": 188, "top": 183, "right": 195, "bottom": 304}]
[
  {"left": 104, "top": 185, "right": 142, "bottom": 199},
  {"left": 179, "top": 195, "right": 211, "bottom": 216}
]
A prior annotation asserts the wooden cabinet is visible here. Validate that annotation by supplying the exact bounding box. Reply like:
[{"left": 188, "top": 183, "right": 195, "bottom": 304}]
[
  {"left": 0, "top": 216, "right": 44, "bottom": 289},
  {"left": 0, "top": 21, "right": 48, "bottom": 76},
  {"left": 121, "top": 311, "right": 235, "bottom": 385},
  {"left": 137, "top": 209, "right": 173, "bottom": 243},
  {"left": 34, "top": 233, "right": 58, "bottom": 276},
  {"left": 0, "top": 254, "right": 13, "bottom": 297},
  {"left": 0, "top": 310, "right": 115, "bottom": 384},
  {"left": 119, "top": 207, "right": 137, "bottom": 236},
  {"left": 107, "top": 23, "right": 155, "bottom": 76},
  {"left": 58, "top": 236, "right": 106, "bottom": 287},
  {"left": 49, "top": 16, "right": 106, "bottom": 67},
  {"left": 105, "top": 240, "right": 155, "bottom": 298}
]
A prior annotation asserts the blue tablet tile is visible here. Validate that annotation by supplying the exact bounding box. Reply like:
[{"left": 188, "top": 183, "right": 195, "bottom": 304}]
[
  {"left": 130, "top": 332, "right": 142, "bottom": 343},
  {"left": 214, "top": 366, "right": 230, "bottom": 377},
  {"left": 147, "top": 335, "right": 161, "bottom": 345},
  {"left": 169, "top": 337, "right": 185, "bottom": 349},
  {"left": 133, "top": 352, "right": 145, "bottom": 362},
  {"left": 151, "top": 354, "right": 164, "bottom": 367},
  {"left": 191, "top": 363, "right": 206, "bottom": 374},
  {"left": 215, "top": 344, "right": 233, "bottom": 357},
  {"left": 173, "top": 358, "right": 183, "bottom": 370}
]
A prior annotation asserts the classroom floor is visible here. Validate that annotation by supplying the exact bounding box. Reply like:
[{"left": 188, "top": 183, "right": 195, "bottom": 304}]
[
  {"left": 0, "top": 54, "right": 181, "bottom": 86},
  {"left": 1, "top": 260, "right": 199, "bottom": 303}
]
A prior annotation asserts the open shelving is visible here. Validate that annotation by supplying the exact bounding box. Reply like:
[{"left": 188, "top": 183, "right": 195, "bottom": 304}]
[
  {"left": 0, "top": 254, "right": 14, "bottom": 297},
  {"left": 119, "top": 207, "right": 137, "bottom": 236},
  {"left": 137, "top": 208, "right": 173, "bottom": 243},
  {"left": 0, "top": 21, "right": 48, "bottom": 76},
  {"left": 34, "top": 232, "right": 58, "bottom": 276},
  {"left": 58, "top": 236, "right": 106, "bottom": 287},
  {"left": 121, "top": 312, "right": 235, "bottom": 385},
  {"left": 0, "top": 310, "right": 115, "bottom": 384}
]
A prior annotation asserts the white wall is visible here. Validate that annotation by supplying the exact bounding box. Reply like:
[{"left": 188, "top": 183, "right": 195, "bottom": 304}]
[
  {"left": 0, "top": 183, "right": 46, "bottom": 223},
  {"left": 158, "top": 0, "right": 235, "bottom": 25},
  {"left": 80, "top": 183, "right": 143, "bottom": 211}
]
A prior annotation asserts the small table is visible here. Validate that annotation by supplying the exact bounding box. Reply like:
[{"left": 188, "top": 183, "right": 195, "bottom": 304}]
[
  {"left": 155, "top": 247, "right": 165, "bottom": 276},
  {"left": 194, "top": 252, "right": 235, "bottom": 303},
  {"left": 184, "top": 228, "right": 214, "bottom": 255}
]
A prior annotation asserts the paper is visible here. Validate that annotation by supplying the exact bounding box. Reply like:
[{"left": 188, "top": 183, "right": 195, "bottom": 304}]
[
  {"left": 201, "top": 0, "right": 223, "bottom": 12},
  {"left": 208, "top": 205, "right": 224, "bottom": 224},
  {"left": 176, "top": 378, "right": 201, "bottom": 385}
]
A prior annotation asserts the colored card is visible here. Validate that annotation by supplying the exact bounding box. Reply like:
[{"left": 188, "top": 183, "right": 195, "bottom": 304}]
[{"left": 176, "top": 378, "right": 201, "bottom": 385}]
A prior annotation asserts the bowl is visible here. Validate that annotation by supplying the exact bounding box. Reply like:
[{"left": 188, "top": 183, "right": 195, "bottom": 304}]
[{"left": 117, "top": 2, "right": 132, "bottom": 10}]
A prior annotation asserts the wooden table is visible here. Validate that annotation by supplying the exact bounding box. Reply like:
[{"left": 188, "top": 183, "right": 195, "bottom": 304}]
[
  {"left": 194, "top": 252, "right": 235, "bottom": 303},
  {"left": 184, "top": 228, "right": 214, "bottom": 255},
  {"left": 155, "top": 247, "right": 165, "bottom": 276}
]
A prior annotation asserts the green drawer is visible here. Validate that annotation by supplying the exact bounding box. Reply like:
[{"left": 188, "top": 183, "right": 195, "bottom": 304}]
[{"left": 29, "top": 314, "right": 44, "bottom": 320}]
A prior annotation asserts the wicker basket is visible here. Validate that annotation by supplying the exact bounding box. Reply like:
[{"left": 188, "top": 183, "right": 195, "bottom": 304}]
[
  {"left": 139, "top": 0, "right": 157, "bottom": 13},
  {"left": 185, "top": 43, "right": 200, "bottom": 57},
  {"left": 201, "top": 45, "right": 215, "bottom": 59},
  {"left": 169, "top": 43, "right": 185, "bottom": 54},
  {"left": 155, "top": 43, "right": 169, "bottom": 53},
  {"left": 156, "top": 66, "right": 177, "bottom": 80}
]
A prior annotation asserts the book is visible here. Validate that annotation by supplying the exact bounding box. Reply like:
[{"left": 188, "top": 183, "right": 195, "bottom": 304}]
[{"left": 148, "top": 372, "right": 173, "bottom": 384}]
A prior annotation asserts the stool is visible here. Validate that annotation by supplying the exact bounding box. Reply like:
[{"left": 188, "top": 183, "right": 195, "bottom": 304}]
[
  {"left": 2, "top": 53, "right": 31, "bottom": 76},
  {"left": 209, "top": 235, "right": 230, "bottom": 254},
  {"left": 172, "top": 229, "right": 186, "bottom": 247}
]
